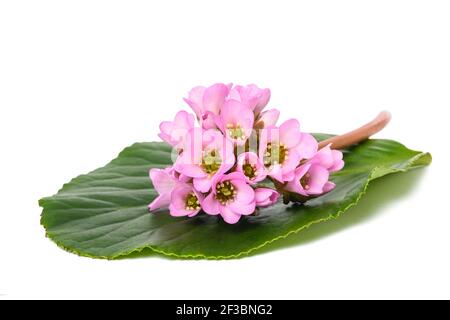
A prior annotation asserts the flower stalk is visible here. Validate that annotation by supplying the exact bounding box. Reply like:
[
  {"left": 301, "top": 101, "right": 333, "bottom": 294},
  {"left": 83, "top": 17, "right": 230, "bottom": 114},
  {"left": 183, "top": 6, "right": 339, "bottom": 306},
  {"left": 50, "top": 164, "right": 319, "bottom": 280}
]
[{"left": 318, "top": 111, "right": 391, "bottom": 150}]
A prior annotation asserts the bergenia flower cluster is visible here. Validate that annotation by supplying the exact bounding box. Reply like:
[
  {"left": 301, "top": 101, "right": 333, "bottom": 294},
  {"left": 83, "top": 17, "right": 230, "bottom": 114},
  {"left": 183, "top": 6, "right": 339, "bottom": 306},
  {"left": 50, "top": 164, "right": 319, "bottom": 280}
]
[{"left": 149, "top": 83, "right": 344, "bottom": 224}]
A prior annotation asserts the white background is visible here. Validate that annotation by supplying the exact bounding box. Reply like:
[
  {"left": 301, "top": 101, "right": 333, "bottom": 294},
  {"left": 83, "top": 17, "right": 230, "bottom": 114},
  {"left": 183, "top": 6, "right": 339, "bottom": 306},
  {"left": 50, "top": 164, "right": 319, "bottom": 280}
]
[{"left": 1, "top": 1, "right": 449, "bottom": 300}]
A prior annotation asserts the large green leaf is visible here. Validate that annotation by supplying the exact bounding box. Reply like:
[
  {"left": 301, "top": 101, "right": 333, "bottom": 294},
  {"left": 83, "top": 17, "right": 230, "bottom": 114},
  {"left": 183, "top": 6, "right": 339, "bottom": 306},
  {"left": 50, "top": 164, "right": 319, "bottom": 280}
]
[{"left": 39, "top": 134, "right": 431, "bottom": 259}]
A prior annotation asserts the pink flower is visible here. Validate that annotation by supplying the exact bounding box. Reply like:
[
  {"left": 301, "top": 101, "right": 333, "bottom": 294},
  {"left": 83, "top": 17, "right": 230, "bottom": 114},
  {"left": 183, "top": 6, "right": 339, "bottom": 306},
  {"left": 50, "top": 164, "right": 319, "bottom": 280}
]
[
  {"left": 308, "top": 144, "right": 344, "bottom": 172},
  {"left": 255, "top": 188, "right": 280, "bottom": 207},
  {"left": 169, "top": 183, "right": 204, "bottom": 217},
  {"left": 175, "top": 128, "right": 235, "bottom": 193},
  {"left": 285, "top": 145, "right": 344, "bottom": 196},
  {"left": 229, "top": 84, "right": 271, "bottom": 115},
  {"left": 258, "top": 119, "right": 304, "bottom": 182},
  {"left": 215, "top": 99, "right": 254, "bottom": 145},
  {"left": 254, "top": 109, "right": 280, "bottom": 129},
  {"left": 158, "top": 110, "right": 195, "bottom": 148},
  {"left": 148, "top": 167, "right": 178, "bottom": 211},
  {"left": 183, "top": 83, "right": 231, "bottom": 129},
  {"left": 236, "top": 152, "right": 267, "bottom": 184},
  {"left": 296, "top": 133, "right": 319, "bottom": 160},
  {"left": 202, "top": 172, "right": 256, "bottom": 224},
  {"left": 285, "top": 163, "right": 334, "bottom": 196}
]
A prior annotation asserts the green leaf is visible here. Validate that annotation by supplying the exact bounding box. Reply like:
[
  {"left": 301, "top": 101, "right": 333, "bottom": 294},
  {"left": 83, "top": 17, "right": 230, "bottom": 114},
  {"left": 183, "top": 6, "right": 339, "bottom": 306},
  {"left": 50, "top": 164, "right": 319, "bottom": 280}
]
[{"left": 39, "top": 135, "right": 431, "bottom": 259}]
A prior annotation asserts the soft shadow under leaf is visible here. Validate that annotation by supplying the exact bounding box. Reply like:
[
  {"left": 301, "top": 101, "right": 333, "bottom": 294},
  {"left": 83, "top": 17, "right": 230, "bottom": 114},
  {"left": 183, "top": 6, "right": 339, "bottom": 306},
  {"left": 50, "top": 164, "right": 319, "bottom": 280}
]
[{"left": 256, "top": 169, "right": 427, "bottom": 255}]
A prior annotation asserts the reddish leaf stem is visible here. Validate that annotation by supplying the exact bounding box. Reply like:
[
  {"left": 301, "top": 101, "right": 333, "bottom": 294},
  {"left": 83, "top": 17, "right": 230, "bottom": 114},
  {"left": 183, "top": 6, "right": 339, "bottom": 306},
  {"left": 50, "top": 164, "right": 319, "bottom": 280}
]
[{"left": 318, "top": 111, "right": 391, "bottom": 150}]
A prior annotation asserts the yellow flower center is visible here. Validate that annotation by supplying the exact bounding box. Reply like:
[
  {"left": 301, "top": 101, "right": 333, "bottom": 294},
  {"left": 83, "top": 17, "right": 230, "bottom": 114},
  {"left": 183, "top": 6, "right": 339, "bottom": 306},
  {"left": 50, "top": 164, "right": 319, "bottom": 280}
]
[
  {"left": 215, "top": 181, "right": 237, "bottom": 205},
  {"left": 242, "top": 163, "right": 257, "bottom": 180},
  {"left": 227, "top": 123, "right": 245, "bottom": 140},
  {"left": 263, "top": 143, "right": 288, "bottom": 167},
  {"left": 202, "top": 149, "right": 221, "bottom": 175},
  {"left": 185, "top": 192, "right": 201, "bottom": 210}
]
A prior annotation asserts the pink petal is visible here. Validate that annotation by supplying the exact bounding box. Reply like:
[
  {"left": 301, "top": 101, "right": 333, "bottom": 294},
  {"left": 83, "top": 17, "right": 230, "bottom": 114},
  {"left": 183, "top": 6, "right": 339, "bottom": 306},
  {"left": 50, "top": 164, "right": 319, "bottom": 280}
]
[
  {"left": 282, "top": 170, "right": 295, "bottom": 182},
  {"left": 178, "top": 173, "right": 191, "bottom": 183},
  {"left": 193, "top": 176, "right": 212, "bottom": 193},
  {"left": 252, "top": 170, "right": 267, "bottom": 183},
  {"left": 170, "top": 184, "right": 189, "bottom": 208},
  {"left": 234, "top": 84, "right": 270, "bottom": 114},
  {"left": 201, "top": 111, "right": 217, "bottom": 130},
  {"left": 185, "top": 86, "right": 205, "bottom": 116},
  {"left": 323, "top": 181, "right": 336, "bottom": 193},
  {"left": 267, "top": 164, "right": 284, "bottom": 183},
  {"left": 202, "top": 83, "right": 229, "bottom": 115},
  {"left": 218, "top": 139, "right": 236, "bottom": 170},
  {"left": 281, "top": 148, "right": 301, "bottom": 176},
  {"left": 228, "top": 87, "right": 241, "bottom": 101},
  {"left": 214, "top": 113, "right": 225, "bottom": 132},
  {"left": 254, "top": 88, "right": 271, "bottom": 115},
  {"left": 284, "top": 163, "right": 311, "bottom": 195},
  {"left": 220, "top": 206, "right": 242, "bottom": 224},
  {"left": 158, "top": 121, "right": 175, "bottom": 145},
  {"left": 309, "top": 144, "right": 334, "bottom": 168},
  {"left": 148, "top": 194, "right": 171, "bottom": 211},
  {"left": 232, "top": 180, "right": 256, "bottom": 204},
  {"left": 158, "top": 132, "right": 172, "bottom": 146},
  {"left": 188, "top": 210, "right": 201, "bottom": 218},
  {"left": 202, "top": 193, "right": 220, "bottom": 215},
  {"left": 255, "top": 109, "right": 280, "bottom": 128},
  {"left": 307, "top": 165, "right": 330, "bottom": 195},
  {"left": 160, "top": 111, "right": 195, "bottom": 146},
  {"left": 237, "top": 151, "right": 259, "bottom": 167},
  {"left": 296, "top": 163, "right": 312, "bottom": 181},
  {"left": 170, "top": 204, "right": 201, "bottom": 218},
  {"left": 180, "top": 128, "right": 203, "bottom": 165},
  {"left": 218, "top": 158, "right": 235, "bottom": 176},
  {"left": 177, "top": 164, "right": 206, "bottom": 178},
  {"left": 297, "top": 133, "right": 319, "bottom": 160},
  {"left": 202, "top": 128, "right": 223, "bottom": 147},
  {"left": 183, "top": 98, "right": 201, "bottom": 119},
  {"left": 279, "top": 119, "right": 302, "bottom": 148},
  {"left": 228, "top": 200, "right": 256, "bottom": 216},
  {"left": 187, "top": 86, "right": 206, "bottom": 105},
  {"left": 169, "top": 204, "right": 193, "bottom": 217},
  {"left": 254, "top": 188, "right": 280, "bottom": 207},
  {"left": 221, "top": 100, "right": 254, "bottom": 128},
  {"left": 255, "top": 188, "right": 273, "bottom": 202},
  {"left": 224, "top": 171, "right": 247, "bottom": 182},
  {"left": 329, "top": 150, "right": 345, "bottom": 172},
  {"left": 159, "top": 121, "right": 174, "bottom": 135},
  {"left": 149, "top": 168, "right": 176, "bottom": 194},
  {"left": 285, "top": 181, "right": 308, "bottom": 197},
  {"left": 174, "top": 110, "right": 194, "bottom": 128}
]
